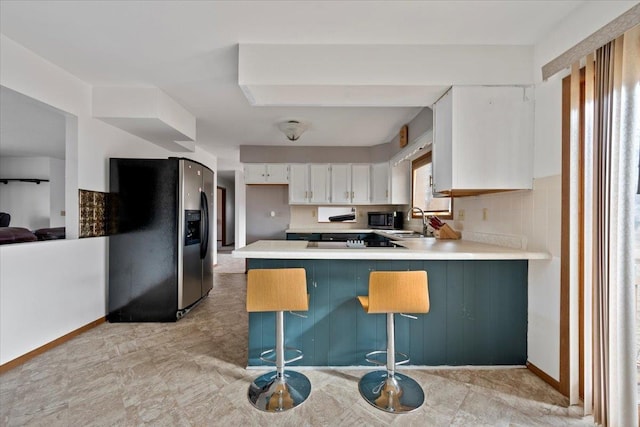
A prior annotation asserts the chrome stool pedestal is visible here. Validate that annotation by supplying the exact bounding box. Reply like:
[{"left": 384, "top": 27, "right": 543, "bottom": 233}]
[
  {"left": 358, "top": 313, "right": 424, "bottom": 413},
  {"left": 248, "top": 370, "right": 311, "bottom": 412},
  {"left": 359, "top": 371, "right": 425, "bottom": 413},
  {"left": 247, "top": 310, "right": 311, "bottom": 412},
  {"left": 357, "top": 271, "right": 430, "bottom": 414}
]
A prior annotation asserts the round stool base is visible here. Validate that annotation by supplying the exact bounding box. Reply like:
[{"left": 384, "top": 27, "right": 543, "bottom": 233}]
[
  {"left": 248, "top": 370, "right": 311, "bottom": 412},
  {"left": 358, "top": 370, "right": 424, "bottom": 413}
]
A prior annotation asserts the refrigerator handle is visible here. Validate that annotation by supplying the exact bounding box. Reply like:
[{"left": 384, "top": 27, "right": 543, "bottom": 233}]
[{"left": 200, "top": 190, "right": 209, "bottom": 260}]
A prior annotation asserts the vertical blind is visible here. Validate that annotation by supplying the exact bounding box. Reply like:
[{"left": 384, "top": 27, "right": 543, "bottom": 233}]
[{"left": 573, "top": 24, "right": 639, "bottom": 426}]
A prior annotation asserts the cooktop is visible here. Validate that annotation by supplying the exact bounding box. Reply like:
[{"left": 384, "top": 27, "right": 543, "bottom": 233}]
[{"left": 306, "top": 240, "right": 406, "bottom": 249}]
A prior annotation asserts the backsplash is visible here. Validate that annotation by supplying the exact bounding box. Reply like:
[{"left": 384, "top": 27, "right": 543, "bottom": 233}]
[
  {"left": 452, "top": 175, "right": 561, "bottom": 254},
  {"left": 286, "top": 176, "right": 560, "bottom": 253},
  {"left": 461, "top": 231, "right": 527, "bottom": 250},
  {"left": 79, "top": 189, "right": 109, "bottom": 238},
  {"left": 289, "top": 205, "right": 405, "bottom": 229}
]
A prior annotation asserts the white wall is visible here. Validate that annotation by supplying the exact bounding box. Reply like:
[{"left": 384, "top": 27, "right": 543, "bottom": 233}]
[
  {"left": 0, "top": 35, "right": 217, "bottom": 365},
  {"left": 246, "top": 185, "right": 290, "bottom": 243},
  {"left": 49, "top": 158, "right": 65, "bottom": 227},
  {"left": 235, "top": 170, "right": 246, "bottom": 249},
  {"left": 0, "top": 238, "right": 107, "bottom": 363}
]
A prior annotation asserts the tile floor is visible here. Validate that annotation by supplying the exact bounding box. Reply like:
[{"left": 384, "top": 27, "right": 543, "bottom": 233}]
[{"left": 0, "top": 255, "right": 595, "bottom": 426}]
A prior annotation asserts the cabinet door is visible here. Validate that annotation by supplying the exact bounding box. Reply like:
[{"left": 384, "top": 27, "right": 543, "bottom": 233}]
[
  {"left": 288, "top": 164, "right": 309, "bottom": 204},
  {"left": 244, "top": 164, "right": 267, "bottom": 184},
  {"left": 330, "top": 164, "right": 351, "bottom": 204},
  {"left": 432, "top": 88, "right": 453, "bottom": 194},
  {"left": 266, "top": 164, "right": 289, "bottom": 184},
  {"left": 370, "top": 162, "right": 390, "bottom": 204},
  {"left": 452, "top": 86, "right": 533, "bottom": 189},
  {"left": 309, "top": 164, "right": 330, "bottom": 204},
  {"left": 390, "top": 161, "right": 410, "bottom": 205},
  {"left": 350, "top": 164, "right": 370, "bottom": 204}
]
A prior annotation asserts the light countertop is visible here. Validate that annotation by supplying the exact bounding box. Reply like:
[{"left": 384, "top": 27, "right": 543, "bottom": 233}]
[{"left": 232, "top": 238, "right": 550, "bottom": 261}]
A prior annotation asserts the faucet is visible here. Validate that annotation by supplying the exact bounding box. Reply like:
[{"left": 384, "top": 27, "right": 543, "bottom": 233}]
[{"left": 408, "top": 206, "right": 430, "bottom": 236}]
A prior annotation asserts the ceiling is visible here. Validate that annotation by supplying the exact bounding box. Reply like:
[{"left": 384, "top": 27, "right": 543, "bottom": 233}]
[{"left": 0, "top": 1, "right": 586, "bottom": 169}]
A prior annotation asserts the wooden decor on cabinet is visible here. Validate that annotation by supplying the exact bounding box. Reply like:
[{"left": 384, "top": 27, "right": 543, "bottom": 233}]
[{"left": 399, "top": 125, "right": 408, "bottom": 147}]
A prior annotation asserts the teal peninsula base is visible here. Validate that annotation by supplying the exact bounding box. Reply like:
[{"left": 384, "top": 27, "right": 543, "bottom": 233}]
[{"left": 247, "top": 258, "right": 528, "bottom": 367}]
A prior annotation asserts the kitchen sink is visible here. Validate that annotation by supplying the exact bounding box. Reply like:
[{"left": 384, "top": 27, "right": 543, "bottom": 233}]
[{"left": 384, "top": 231, "right": 426, "bottom": 238}]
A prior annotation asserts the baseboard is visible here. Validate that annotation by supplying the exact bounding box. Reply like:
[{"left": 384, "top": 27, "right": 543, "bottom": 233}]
[
  {"left": 0, "top": 317, "right": 106, "bottom": 374},
  {"left": 526, "top": 361, "right": 561, "bottom": 391}
]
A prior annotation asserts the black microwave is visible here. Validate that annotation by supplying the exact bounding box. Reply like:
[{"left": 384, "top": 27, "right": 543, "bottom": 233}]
[{"left": 367, "top": 211, "right": 404, "bottom": 230}]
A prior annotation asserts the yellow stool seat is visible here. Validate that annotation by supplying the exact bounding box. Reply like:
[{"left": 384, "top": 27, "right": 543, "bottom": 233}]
[
  {"left": 357, "top": 270, "right": 429, "bottom": 314},
  {"left": 247, "top": 268, "right": 308, "bottom": 312}
]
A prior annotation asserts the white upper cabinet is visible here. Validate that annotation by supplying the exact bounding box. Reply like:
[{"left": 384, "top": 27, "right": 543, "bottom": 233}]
[
  {"left": 289, "top": 164, "right": 330, "bottom": 204},
  {"left": 432, "top": 86, "right": 534, "bottom": 196},
  {"left": 371, "top": 161, "right": 410, "bottom": 205},
  {"left": 330, "top": 164, "right": 351, "bottom": 204},
  {"left": 283, "top": 162, "right": 408, "bottom": 205},
  {"left": 288, "top": 164, "right": 309, "bottom": 203},
  {"left": 331, "top": 165, "right": 351, "bottom": 204},
  {"left": 370, "top": 163, "right": 390, "bottom": 204},
  {"left": 244, "top": 163, "right": 288, "bottom": 184},
  {"left": 266, "top": 164, "right": 289, "bottom": 183},
  {"left": 309, "top": 164, "right": 330, "bottom": 204},
  {"left": 330, "top": 164, "right": 370, "bottom": 204},
  {"left": 390, "top": 161, "right": 410, "bottom": 205},
  {"left": 350, "top": 164, "right": 370, "bottom": 204}
]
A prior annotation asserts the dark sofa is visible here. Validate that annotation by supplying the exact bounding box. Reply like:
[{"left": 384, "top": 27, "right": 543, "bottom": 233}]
[
  {"left": 34, "top": 227, "right": 66, "bottom": 240},
  {"left": 0, "top": 212, "right": 65, "bottom": 244},
  {"left": 0, "top": 227, "right": 38, "bottom": 245},
  {"left": 0, "top": 226, "right": 66, "bottom": 245}
]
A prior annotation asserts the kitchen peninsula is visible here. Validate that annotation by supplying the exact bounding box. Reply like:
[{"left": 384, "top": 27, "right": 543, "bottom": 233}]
[{"left": 233, "top": 235, "right": 549, "bottom": 368}]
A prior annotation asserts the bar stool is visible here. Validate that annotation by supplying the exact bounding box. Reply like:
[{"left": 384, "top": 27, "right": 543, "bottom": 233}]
[
  {"left": 357, "top": 270, "right": 430, "bottom": 413},
  {"left": 246, "top": 268, "right": 310, "bottom": 412}
]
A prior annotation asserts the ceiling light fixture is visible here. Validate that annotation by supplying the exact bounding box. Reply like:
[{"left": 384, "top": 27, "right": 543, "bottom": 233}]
[{"left": 278, "top": 120, "right": 308, "bottom": 142}]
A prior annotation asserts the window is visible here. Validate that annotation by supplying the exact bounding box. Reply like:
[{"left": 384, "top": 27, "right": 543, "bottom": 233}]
[
  {"left": 0, "top": 86, "right": 75, "bottom": 242},
  {"left": 411, "top": 151, "right": 452, "bottom": 219}
]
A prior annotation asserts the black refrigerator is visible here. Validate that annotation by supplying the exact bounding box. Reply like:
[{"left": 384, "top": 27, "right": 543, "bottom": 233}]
[{"left": 108, "top": 157, "right": 214, "bottom": 322}]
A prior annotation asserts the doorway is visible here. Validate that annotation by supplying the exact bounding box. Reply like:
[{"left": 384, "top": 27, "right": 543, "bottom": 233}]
[{"left": 217, "top": 186, "right": 225, "bottom": 248}]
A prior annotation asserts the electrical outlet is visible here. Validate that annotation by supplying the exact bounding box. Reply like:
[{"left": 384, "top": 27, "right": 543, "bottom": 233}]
[
  {"left": 458, "top": 209, "right": 465, "bottom": 220},
  {"left": 482, "top": 208, "right": 488, "bottom": 221}
]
